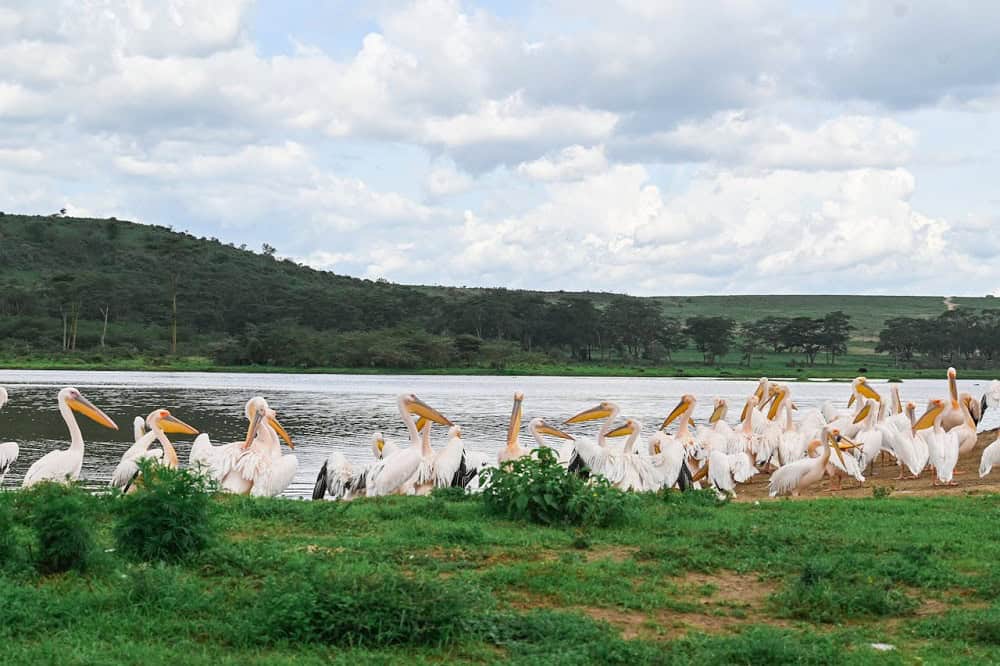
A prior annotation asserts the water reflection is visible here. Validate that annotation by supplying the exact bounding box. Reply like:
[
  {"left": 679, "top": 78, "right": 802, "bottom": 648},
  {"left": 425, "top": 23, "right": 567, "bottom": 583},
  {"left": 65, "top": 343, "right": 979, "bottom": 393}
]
[{"left": 0, "top": 370, "right": 990, "bottom": 498}]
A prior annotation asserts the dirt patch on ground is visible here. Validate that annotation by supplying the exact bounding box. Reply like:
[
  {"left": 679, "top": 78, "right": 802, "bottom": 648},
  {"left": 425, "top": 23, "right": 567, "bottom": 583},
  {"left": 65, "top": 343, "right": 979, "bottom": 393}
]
[
  {"left": 735, "top": 431, "right": 1000, "bottom": 502},
  {"left": 503, "top": 569, "right": 789, "bottom": 640},
  {"left": 584, "top": 545, "right": 639, "bottom": 563}
]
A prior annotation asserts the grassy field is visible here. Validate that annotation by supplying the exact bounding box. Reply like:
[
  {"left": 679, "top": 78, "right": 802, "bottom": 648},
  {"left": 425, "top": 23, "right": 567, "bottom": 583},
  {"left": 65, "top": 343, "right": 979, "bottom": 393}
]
[
  {"left": 2, "top": 486, "right": 1000, "bottom": 665},
  {"left": 1, "top": 351, "right": 996, "bottom": 380}
]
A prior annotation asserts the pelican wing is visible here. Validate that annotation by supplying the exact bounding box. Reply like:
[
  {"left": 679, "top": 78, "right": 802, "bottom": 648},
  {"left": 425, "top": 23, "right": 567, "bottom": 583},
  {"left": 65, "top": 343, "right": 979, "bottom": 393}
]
[
  {"left": 768, "top": 457, "right": 816, "bottom": 497},
  {"left": 980, "top": 437, "right": 1000, "bottom": 477},
  {"left": 651, "top": 437, "right": 686, "bottom": 487},
  {"left": 110, "top": 448, "right": 163, "bottom": 491},
  {"left": 250, "top": 454, "right": 298, "bottom": 497},
  {"left": 22, "top": 448, "right": 82, "bottom": 487},
  {"left": 728, "top": 451, "right": 759, "bottom": 484},
  {"left": 367, "top": 448, "right": 422, "bottom": 497},
  {"left": 434, "top": 437, "right": 466, "bottom": 487},
  {"left": 826, "top": 446, "right": 866, "bottom": 482},
  {"left": 0, "top": 442, "right": 18, "bottom": 480}
]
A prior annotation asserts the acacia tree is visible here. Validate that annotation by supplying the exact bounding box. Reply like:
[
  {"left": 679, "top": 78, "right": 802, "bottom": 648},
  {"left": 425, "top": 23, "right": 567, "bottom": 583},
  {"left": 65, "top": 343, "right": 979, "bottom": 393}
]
[
  {"left": 684, "top": 316, "right": 735, "bottom": 365},
  {"left": 820, "top": 311, "right": 853, "bottom": 365}
]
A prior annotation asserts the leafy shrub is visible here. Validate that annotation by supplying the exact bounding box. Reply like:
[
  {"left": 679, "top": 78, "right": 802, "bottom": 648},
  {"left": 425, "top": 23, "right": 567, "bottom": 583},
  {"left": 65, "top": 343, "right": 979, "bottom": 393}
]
[
  {"left": 912, "top": 606, "right": 1000, "bottom": 645},
  {"left": 481, "top": 447, "right": 634, "bottom": 527},
  {"left": 0, "top": 501, "right": 16, "bottom": 566},
  {"left": 23, "top": 482, "right": 95, "bottom": 574},
  {"left": 872, "top": 485, "right": 893, "bottom": 499},
  {"left": 661, "top": 486, "right": 729, "bottom": 507},
  {"left": 430, "top": 485, "right": 473, "bottom": 502},
  {"left": 772, "top": 558, "right": 917, "bottom": 621},
  {"left": 247, "top": 562, "right": 485, "bottom": 648},
  {"left": 113, "top": 461, "right": 215, "bottom": 562}
]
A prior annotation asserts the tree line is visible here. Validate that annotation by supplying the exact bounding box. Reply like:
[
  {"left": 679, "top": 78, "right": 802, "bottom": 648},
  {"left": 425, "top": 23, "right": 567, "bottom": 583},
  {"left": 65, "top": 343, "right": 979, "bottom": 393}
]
[
  {"left": 876, "top": 309, "right": 1000, "bottom": 368},
  {"left": 0, "top": 213, "right": 881, "bottom": 371}
]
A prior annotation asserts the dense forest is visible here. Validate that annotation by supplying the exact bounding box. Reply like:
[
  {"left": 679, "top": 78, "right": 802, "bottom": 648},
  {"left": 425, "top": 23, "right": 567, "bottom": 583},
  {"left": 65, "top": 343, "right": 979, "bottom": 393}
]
[{"left": 1, "top": 213, "right": 997, "bottom": 372}]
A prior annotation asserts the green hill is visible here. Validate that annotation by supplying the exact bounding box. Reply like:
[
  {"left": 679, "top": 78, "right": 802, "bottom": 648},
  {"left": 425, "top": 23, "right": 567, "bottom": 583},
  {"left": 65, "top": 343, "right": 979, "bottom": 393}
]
[{"left": 0, "top": 213, "right": 992, "bottom": 377}]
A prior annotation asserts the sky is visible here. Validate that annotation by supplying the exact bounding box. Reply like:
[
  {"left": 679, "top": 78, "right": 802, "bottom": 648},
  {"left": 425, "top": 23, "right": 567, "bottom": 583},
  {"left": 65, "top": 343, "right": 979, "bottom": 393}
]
[{"left": 2, "top": 0, "right": 1000, "bottom": 296}]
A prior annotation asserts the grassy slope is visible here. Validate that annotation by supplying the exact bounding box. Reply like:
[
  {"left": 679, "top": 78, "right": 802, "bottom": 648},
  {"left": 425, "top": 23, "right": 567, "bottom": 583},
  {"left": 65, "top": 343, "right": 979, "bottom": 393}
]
[
  {"left": 2, "top": 213, "right": 995, "bottom": 377},
  {"left": 3, "top": 490, "right": 1000, "bottom": 664}
]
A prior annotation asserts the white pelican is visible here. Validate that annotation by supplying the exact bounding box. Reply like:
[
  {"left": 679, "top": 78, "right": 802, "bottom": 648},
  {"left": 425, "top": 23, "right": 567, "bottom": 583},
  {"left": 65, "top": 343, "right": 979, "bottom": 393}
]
[
  {"left": 769, "top": 429, "right": 856, "bottom": 497},
  {"left": 366, "top": 394, "right": 453, "bottom": 497},
  {"left": 940, "top": 368, "right": 966, "bottom": 432},
  {"left": 883, "top": 402, "right": 928, "bottom": 479},
  {"left": 690, "top": 443, "right": 758, "bottom": 499},
  {"left": 110, "top": 409, "right": 199, "bottom": 492},
  {"left": 0, "top": 387, "right": 18, "bottom": 485},
  {"left": 189, "top": 396, "right": 295, "bottom": 496},
  {"left": 852, "top": 400, "right": 885, "bottom": 473},
  {"left": 979, "top": 380, "right": 1000, "bottom": 433},
  {"left": 22, "top": 387, "right": 119, "bottom": 487},
  {"left": 646, "top": 431, "right": 690, "bottom": 490},
  {"left": 695, "top": 398, "right": 734, "bottom": 451},
  {"left": 498, "top": 392, "right": 528, "bottom": 464},
  {"left": 312, "top": 432, "right": 393, "bottom": 500},
  {"left": 980, "top": 432, "right": 1000, "bottom": 477},
  {"left": 662, "top": 395, "right": 697, "bottom": 446},
  {"left": 915, "top": 399, "right": 960, "bottom": 486},
  {"left": 564, "top": 401, "right": 623, "bottom": 478},
  {"left": 604, "top": 419, "right": 663, "bottom": 492},
  {"left": 527, "top": 417, "right": 576, "bottom": 465}
]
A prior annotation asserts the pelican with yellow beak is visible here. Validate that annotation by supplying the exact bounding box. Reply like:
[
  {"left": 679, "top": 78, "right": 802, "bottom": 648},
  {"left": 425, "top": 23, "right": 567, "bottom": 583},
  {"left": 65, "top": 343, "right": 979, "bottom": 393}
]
[
  {"left": 189, "top": 396, "right": 296, "bottom": 496},
  {"left": 111, "top": 409, "right": 199, "bottom": 493},
  {"left": 769, "top": 429, "right": 857, "bottom": 497},
  {"left": 367, "top": 394, "right": 453, "bottom": 497},
  {"left": 563, "top": 401, "right": 623, "bottom": 476},
  {"left": 499, "top": 392, "right": 529, "bottom": 464},
  {"left": 914, "top": 398, "right": 959, "bottom": 486},
  {"left": 22, "top": 387, "right": 119, "bottom": 487},
  {"left": 604, "top": 420, "right": 664, "bottom": 492}
]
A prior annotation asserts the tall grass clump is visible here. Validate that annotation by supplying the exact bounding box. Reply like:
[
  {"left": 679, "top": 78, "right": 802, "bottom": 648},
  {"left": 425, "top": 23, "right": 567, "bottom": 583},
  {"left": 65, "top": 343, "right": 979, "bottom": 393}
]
[
  {"left": 113, "top": 461, "right": 215, "bottom": 562},
  {"left": 247, "top": 562, "right": 486, "bottom": 648},
  {"left": 22, "top": 482, "right": 95, "bottom": 574},
  {"left": 0, "top": 500, "right": 18, "bottom": 568},
  {"left": 482, "top": 447, "right": 634, "bottom": 527},
  {"left": 772, "top": 557, "right": 917, "bottom": 621}
]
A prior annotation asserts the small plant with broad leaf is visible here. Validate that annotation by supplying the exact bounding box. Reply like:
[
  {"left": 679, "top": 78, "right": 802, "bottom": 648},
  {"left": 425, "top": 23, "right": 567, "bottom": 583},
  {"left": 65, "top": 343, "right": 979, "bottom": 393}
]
[
  {"left": 113, "top": 460, "right": 216, "bottom": 562},
  {"left": 481, "top": 447, "right": 634, "bottom": 527}
]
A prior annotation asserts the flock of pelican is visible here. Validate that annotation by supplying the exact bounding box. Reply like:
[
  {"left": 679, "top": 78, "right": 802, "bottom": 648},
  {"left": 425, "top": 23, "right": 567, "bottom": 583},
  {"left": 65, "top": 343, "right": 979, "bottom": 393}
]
[
  {"left": 2, "top": 370, "right": 1000, "bottom": 501},
  {"left": 0, "top": 387, "right": 296, "bottom": 496}
]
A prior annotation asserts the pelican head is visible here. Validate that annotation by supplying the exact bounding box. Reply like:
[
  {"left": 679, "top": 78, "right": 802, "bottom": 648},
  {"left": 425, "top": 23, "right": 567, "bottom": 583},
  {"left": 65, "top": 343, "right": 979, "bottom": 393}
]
[
  {"left": 849, "top": 377, "right": 881, "bottom": 407},
  {"left": 146, "top": 409, "right": 199, "bottom": 436},
  {"left": 766, "top": 385, "right": 790, "bottom": 420},
  {"left": 565, "top": 401, "right": 617, "bottom": 424},
  {"left": 709, "top": 398, "right": 727, "bottom": 424},
  {"left": 661, "top": 395, "right": 695, "bottom": 430},
  {"left": 529, "top": 417, "right": 574, "bottom": 441},
  {"left": 648, "top": 430, "right": 667, "bottom": 455},
  {"left": 740, "top": 395, "right": 760, "bottom": 423},
  {"left": 914, "top": 399, "right": 946, "bottom": 432},
  {"left": 606, "top": 418, "right": 640, "bottom": 439},
  {"left": 401, "top": 394, "right": 453, "bottom": 426},
  {"left": 372, "top": 431, "right": 387, "bottom": 456},
  {"left": 448, "top": 425, "right": 463, "bottom": 440},
  {"left": 243, "top": 396, "right": 293, "bottom": 450},
  {"left": 59, "top": 387, "right": 118, "bottom": 430}
]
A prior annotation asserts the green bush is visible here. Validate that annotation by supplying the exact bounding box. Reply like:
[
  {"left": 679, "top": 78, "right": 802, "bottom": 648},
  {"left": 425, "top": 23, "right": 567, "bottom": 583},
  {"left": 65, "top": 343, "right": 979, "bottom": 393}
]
[
  {"left": 113, "top": 461, "right": 215, "bottom": 562},
  {"left": 772, "top": 558, "right": 917, "bottom": 621},
  {"left": 23, "top": 483, "right": 95, "bottom": 574},
  {"left": 0, "top": 501, "right": 18, "bottom": 568},
  {"left": 912, "top": 606, "right": 1000, "bottom": 645},
  {"left": 247, "top": 562, "right": 485, "bottom": 648},
  {"left": 482, "top": 447, "right": 635, "bottom": 527}
]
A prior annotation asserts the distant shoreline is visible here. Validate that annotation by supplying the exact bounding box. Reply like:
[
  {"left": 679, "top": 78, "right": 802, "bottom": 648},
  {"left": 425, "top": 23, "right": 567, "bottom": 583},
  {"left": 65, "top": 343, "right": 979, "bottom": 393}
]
[{"left": 0, "top": 359, "right": 995, "bottom": 381}]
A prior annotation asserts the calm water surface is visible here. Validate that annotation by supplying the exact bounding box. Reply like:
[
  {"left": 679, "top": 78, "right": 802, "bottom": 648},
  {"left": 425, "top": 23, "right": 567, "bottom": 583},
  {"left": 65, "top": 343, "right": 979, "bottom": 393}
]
[{"left": 0, "top": 370, "right": 992, "bottom": 498}]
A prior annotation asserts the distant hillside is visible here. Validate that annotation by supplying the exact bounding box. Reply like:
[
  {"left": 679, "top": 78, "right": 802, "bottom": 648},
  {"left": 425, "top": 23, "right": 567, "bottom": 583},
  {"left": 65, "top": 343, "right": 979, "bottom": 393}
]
[{"left": 0, "top": 213, "right": 986, "bottom": 371}]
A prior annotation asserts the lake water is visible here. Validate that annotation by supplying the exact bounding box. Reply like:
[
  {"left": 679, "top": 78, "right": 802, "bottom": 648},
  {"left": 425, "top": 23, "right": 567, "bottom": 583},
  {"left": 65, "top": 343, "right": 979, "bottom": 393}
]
[{"left": 0, "top": 370, "right": 993, "bottom": 497}]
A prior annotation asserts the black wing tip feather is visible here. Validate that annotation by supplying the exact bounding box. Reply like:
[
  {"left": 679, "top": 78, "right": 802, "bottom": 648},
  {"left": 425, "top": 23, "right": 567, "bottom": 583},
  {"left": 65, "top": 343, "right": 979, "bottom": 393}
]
[{"left": 311, "top": 461, "right": 328, "bottom": 500}]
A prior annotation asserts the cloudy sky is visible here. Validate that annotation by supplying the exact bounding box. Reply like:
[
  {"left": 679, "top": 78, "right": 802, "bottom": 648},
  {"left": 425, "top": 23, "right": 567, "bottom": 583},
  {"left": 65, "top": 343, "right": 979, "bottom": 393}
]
[{"left": 3, "top": 1, "right": 999, "bottom": 295}]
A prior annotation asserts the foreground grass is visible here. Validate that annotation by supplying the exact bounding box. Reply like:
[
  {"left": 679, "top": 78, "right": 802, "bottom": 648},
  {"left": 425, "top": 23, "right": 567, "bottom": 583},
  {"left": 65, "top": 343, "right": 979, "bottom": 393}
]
[
  {"left": 3, "top": 490, "right": 1000, "bottom": 664},
  {"left": 1, "top": 353, "right": 994, "bottom": 380}
]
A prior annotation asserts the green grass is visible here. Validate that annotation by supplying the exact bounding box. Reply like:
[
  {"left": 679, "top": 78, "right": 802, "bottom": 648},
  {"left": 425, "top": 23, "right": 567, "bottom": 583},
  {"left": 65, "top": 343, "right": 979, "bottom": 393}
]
[
  {"left": 1, "top": 351, "right": 993, "bottom": 380},
  {"left": 2, "top": 489, "right": 1000, "bottom": 664}
]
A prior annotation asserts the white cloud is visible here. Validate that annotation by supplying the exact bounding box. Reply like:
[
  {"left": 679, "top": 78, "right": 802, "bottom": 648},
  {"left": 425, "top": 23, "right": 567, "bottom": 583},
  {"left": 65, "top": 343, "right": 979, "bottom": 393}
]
[
  {"left": 517, "top": 145, "right": 608, "bottom": 181},
  {"left": 425, "top": 162, "right": 474, "bottom": 197}
]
